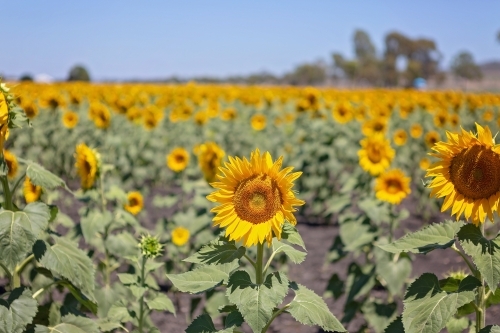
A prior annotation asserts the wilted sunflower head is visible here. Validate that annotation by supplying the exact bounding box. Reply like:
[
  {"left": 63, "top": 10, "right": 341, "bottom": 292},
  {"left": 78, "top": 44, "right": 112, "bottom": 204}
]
[
  {"left": 24, "top": 177, "right": 42, "bottom": 203},
  {"left": 171, "top": 226, "right": 190, "bottom": 246},
  {"left": 124, "top": 191, "right": 143, "bottom": 215},
  {"left": 426, "top": 123, "right": 500, "bottom": 225},
  {"left": 62, "top": 111, "right": 79, "bottom": 129},
  {"left": 251, "top": 114, "right": 266, "bottom": 131},
  {"left": 358, "top": 134, "right": 395, "bottom": 176},
  {"left": 375, "top": 169, "right": 411, "bottom": 205},
  {"left": 167, "top": 147, "right": 189, "bottom": 172},
  {"left": 74, "top": 143, "right": 100, "bottom": 190},
  {"left": 207, "top": 149, "right": 305, "bottom": 247},
  {"left": 3, "top": 150, "right": 18, "bottom": 178},
  {"left": 393, "top": 129, "right": 407, "bottom": 146},
  {"left": 195, "top": 142, "right": 225, "bottom": 183}
]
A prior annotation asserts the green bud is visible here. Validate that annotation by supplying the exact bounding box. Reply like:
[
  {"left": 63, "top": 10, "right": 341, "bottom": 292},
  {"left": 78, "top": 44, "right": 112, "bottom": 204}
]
[{"left": 138, "top": 234, "right": 163, "bottom": 259}]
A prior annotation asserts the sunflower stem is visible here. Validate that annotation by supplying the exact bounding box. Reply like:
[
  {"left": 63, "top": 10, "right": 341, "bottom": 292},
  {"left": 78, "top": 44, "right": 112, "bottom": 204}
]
[
  {"left": 475, "top": 223, "right": 487, "bottom": 332},
  {"left": 1, "top": 175, "right": 13, "bottom": 211},
  {"left": 255, "top": 242, "right": 265, "bottom": 285},
  {"left": 138, "top": 255, "right": 147, "bottom": 333},
  {"left": 11, "top": 172, "right": 26, "bottom": 197},
  {"left": 451, "top": 244, "right": 478, "bottom": 278},
  {"left": 261, "top": 304, "right": 290, "bottom": 333}
]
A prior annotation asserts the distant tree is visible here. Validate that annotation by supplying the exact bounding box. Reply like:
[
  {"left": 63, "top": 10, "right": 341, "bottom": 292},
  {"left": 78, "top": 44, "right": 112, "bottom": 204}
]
[
  {"left": 331, "top": 53, "right": 358, "bottom": 81},
  {"left": 354, "top": 29, "right": 376, "bottom": 60},
  {"left": 19, "top": 74, "right": 33, "bottom": 82},
  {"left": 68, "top": 65, "right": 91, "bottom": 82},
  {"left": 284, "top": 62, "right": 327, "bottom": 86},
  {"left": 497, "top": 30, "right": 500, "bottom": 43},
  {"left": 450, "top": 51, "right": 482, "bottom": 81},
  {"left": 353, "top": 29, "right": 381, "bottom": 85}
]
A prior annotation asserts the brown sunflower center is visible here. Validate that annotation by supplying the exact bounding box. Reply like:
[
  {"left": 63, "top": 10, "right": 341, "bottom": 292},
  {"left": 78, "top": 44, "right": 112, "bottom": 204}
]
[
  {"left": 367, "top": 144, "right": 383, "bottom": 163},
  {"left": 385, "top": 179, "right": 403, "bottom": 194},
  {"left": 129, "top": 197, "right": 139, "bottom": 206},
  {"left": 450, "top": 145, "right": 500, "bottom": 200},
  {"left": 175, "top": 154, "right": 185, "bottom": 163},
  {"left": 233, "top": 174, "right": 282, "bottom": 224}
]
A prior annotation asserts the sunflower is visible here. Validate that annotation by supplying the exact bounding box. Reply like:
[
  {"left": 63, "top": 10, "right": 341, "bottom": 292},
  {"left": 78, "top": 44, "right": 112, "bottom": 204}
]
[
  {"left": 207, "top": 149, "right": 305, "bottom": 247},
  {"left": 362, "top": 118, "right": 387, "bottom": 136},
  {"left": 393, "top": 129, "right": 407, "bottom": 146},
  {"left": 433, "top": 111, "right": 448, "bottom": 128},
  {"left": 124, "top": 191, "right": 143, "bottom": 215},
  {"left": 221, "top": 108, "right": 237, "bottom": 121},
  {"left": 425, "top": 131, "right": 441, "bottom": 148},
  {"left": 89, "top": 102, "right": 111, "bottom": 129},
  {"left": 251, "top": 114, "right": 266, "bottom": 131},
  {"left": 171, "top": 226, "right": 190, "bottom": 246},
  {"left": 410, "top": 124, "right": 423, "bottom": 139},
  {"left": 375, "top": 169, "right": 411, "bottom": 205},
  {"left": 483, "top": 109, "right": 494, "bottom": 122},
  {"left": 419, "top": 157, "right": 431, "bottom": 171},
  {"left": 75, "top": 143, "right": 100, "bottom": 189},
  {"left": 167, "top": 147, "right": 189, "bottom": 172},
  {"left": 3, "top": 150, "right": 18, "bottom": 178},
  {"left": 358, "top": 134, "right": 395, "bottom": 176},
  {"left": 0, "top": 84, "right": 10, "bottom": 150},
  {"left": 332, "top": 102, "right": 353, "bottom": 124},
  {"left": 62, "top": 111, "right": 79, "bottom": 129},
  {"left": 195, "top": 142, "right": 225, "bottom": 182},
  {"left": 426, "top": 123, "right": 500, "bottom": 225},
  {"left": 22, "top": 100, "right": 38, "bottom": 119},
  {"left": 24, "top": 177, "right": 42, "bottom": 203}
]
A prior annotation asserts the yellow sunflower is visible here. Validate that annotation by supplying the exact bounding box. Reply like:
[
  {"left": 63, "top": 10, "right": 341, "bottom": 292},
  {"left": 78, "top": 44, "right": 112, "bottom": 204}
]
[
  {"left": 410, "top": 124, "right": 423, "bottom": 139},
  {"left": 167, "top": 147, "right": 189, "bottom": 172},
  {"left": 362, "top": 118, "right": 387, "bottom": 136},
  {"left": 3, "top": 150, "right": 18, "bottom": 178},
  {"left": 75, "top": 143, "right": 100, "bottom": 190},
  {"left": 419, "top": 157, "right": 431, "bottom": 171},
  {"left": 171, "top": 226, "right": 190, "bottom": 246},
  {"left": 426, "top": 123, "right": 500, "bottom": 225},
  {"left": 195, "top": 142, "right": 225, "bottom": 182},
  {"left": 375, "top": 169, "right": 411, "bottom": 205},
  {"left": 221, "top": 108, "right": 237, "bottom": 121},
  {"left": 425, "top": 131, "right": 441, "bottom": 148},
  {"left": 88, "top": 102, "right": 111, "bottom": 129},
  {"left": 207, "top": 149, "right": 305, "bottom": 247},
  {"left": 358, "top": 134, "right": 395, "bottom": 176},
  {"left": 251, "top": 114, "right": 266, "bottom": 131},
  {"left": 0, "top": 84, "right": 10, "bottom": 150},
  {"left": 124, "top": 191, "right": 143, "bottom": 215},
  {"left": 22, "top": 100, "right": 38, "bottom": 119},
  {"left": 332, "top": 102, "right": 353, "bottom": 124},
  {"left": 393, "top": 129, "right": 407, "bottom": 146},
  {"left": 62, "top": 111, "right": 79, "bottom": 129},
  {"left": 24, "top": 177, "right": 42, "bottom": 203}
]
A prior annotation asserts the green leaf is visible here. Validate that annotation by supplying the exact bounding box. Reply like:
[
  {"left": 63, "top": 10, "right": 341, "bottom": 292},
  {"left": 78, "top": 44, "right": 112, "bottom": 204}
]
[
  {"left": 0, "top": 288, "right": 38, "bottom": 333},
  {"left": 58, "top": 280, "right": 98, "bottom": 315},
  {"left": 35, "top": 314, "right": 99, "bottom": 333},
  {"left": 287, "top": 283, "right": 346, "bottom": 332},
  {"left": 145, "top": 292, "right": 175, "bottom": 314},
  {"left": 186, "top": 314, "right": 216, "bottom": 333},
  {"left": 479, "top": 326, "right": 500, "bottom": 333},
  {"left": 446, "top": 317, "right": 470, "bottom": 333},
  {"left": 458, "top": 275, "right": 482, "bottom": 292},
  {"left": 105, "top": 232, "right": 138, "bottom": 258},
  {"left": 358, "top": 198, "right": 390, "bottom": 224},
  {"left": 458, "top": 223, "right": 500, "bottom": 292},
  {"left": 281, "top": 222, "right": 306, "bottom": 250},
  {"left": 167, "top": 262, "right": 238, "bottom": 294},
  {"left": 80, "top": 210, "right": 111, "bottom": 244},
  {"left": 339, "top": 215, "right": 377, "bottom": 252},
  {"left": 128, "top": 285, "right": 147, "bottom": 300},
  {"left": 23, "top": 202, "right": 51, "bottom": 236},
  {"left": 324, "top": 273, "right": 344, "bottom": 300},
  {"left": 117, "top": 273, "right": 137, "bottom": 285},
  {"left": 402, "top": 273, "right": 475, "bottom": 333},
  {"left": 184, "top": 238, "right": 246, "bottom": 264},
  {"left": 24, "top": 161, "right": 66, "bottom": 189},
  {"left": 361, "top": 301, "right": 397, "bottom": 333},
  {"left": 225, "top": 311, "right": 244, "bottom": 329},
  {"left": 378, "top": 220, "right": 464, "bottom": 254},
  {"left": 384, "top": 316, "right": 404, "bottom": 333},
  {"left": 272, "top": 239, "right": 306, "bottom": 264},
  {"left": 95, "top": 284, "right": 117, "bottom": 318},
  {"left": 226, "top": 271, "right": 289, "bottom": 333},
  {"left": 375, "top": 248, "right": 412, "bottom": 296},
  {"left": 34, "top": 237, "right": 95, "bottom": 302},
  {"left": 0, "top": 207, "right": 50, "bottom": 272}
]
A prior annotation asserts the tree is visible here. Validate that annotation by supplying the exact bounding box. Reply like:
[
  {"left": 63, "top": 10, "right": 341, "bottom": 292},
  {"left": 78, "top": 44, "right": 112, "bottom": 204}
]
[
  {"left": 68, "top": 65, "right": 91, "bottom": 82},
  {"left": 354, "top": 29, "right": 376, "bottom": 60},
  {"left": 283, "top": 62, "right": 327, "bottom": 86},
  {"left": 353, "top": 29, "right": 381, "bottom": 85},
  {"left": 450, "top": 51, "right": 482, "bottom": 81}
]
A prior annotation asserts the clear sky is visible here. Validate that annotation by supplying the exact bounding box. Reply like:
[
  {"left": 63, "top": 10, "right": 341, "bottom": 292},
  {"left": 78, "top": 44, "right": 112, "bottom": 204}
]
[{"left": 1, "top": 0, "right": 499, "bottom": 80}]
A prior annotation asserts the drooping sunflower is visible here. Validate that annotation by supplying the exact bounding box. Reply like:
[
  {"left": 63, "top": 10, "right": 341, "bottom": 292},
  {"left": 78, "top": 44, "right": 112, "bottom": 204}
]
[
  {"left": 375, "top": 169, "right": 411, "bottom": 205},
  {"left": 124, "top": 191, "right": 143, "bottom": 215},
  {"left": 171, "top": 226, "right": 190, "bottom": 246},
  {"left": 62, "top": 111, "right": 79, "bottom": 129},
  {"left": 251, "top": 114, "right": 266, "bottom": 131},
  {"left": 195, "top": 142, "right": 225, "bottom": 183},
  {"left": 358, "top": 134, "right": 395, "bottom": 176},
  {"left": 167, "top": 147, "right": 189, "bottom": 172},
  {"left": 426, "top": 123, "right": 500, "bottom": 225},
  {"left": 207, "top": 149, "right": 305, "bottom": 247},
  {"left": 3, "top": 150, "right": 18, "bottom": 178},
  {"left": 393, "top": 129, "right": 407, "bottom": 146},
  {"left": 75, "top": 143, "right": 100, "bottom": 189},
  {"left": 24, "top": 177, "right": 42, "bottom": 203}
]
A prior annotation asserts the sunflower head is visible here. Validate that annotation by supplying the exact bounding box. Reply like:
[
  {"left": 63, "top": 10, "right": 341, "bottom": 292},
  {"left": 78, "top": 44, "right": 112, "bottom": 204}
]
[
  {"left": 362, "top": 118, "right": 387, "bottom": 136},
  {"left": 426, "top": 123, "right": 500, "bottom": 225},
  {"left": 393, "top": 129, "right": 407, "bottom": 146},
  {"left": 195, "top": 142, "right": 225, "bottom": 183},
  {"left": 88, "top": 102, "right": 111, "bottom": 129},
  {"left": 75, "top": 143, "right": 101, "bottom": 190},
  {"left": 221, "top": 108, "right": 237, "bottom": 121},
  {"left": 251, "top": 114, "right": 266, "bottom": 131},
  {"left": 332, "top": 102, "right": 353, "bottom": 124},
  {"left": 3, "top": 150, "right": 18, "bottom": 178},
  {"left": 419, "top": 157, "right": 431, "bottom": 171},
  {"left": 358, "top": 134, "right": 395, "bottom": 176},
  {"left": 410, "top": 124, "right": 423, "bottom": 139},
  {"left": 124, "top": 191, "right": 143, "bottom": 215},
  {"left": 171, "top": 226, "right": 190, "bottom": 246},
  {"left": 207, "top": 149, "right": 305, "bottom": 247},
  {"left": 375, "top": 169, "right": 411, "bottom": 205},
  {"left": 138, "top": 234, "right": 163, "bottom": 259},
  {"left": 22, "top": 100, "right": 38, "bottom": 119},
  {"left": 24, "top": 177, "right": 42, "bottom": 203},
  {"left": 425, "top": 131, "right": 441, "bottom": 148},
  {"left": 167, "top": 147, "right": 189, "bottom": 172},
  {"left": 62, "top": 111, "right": 79, "bottom": 129}
]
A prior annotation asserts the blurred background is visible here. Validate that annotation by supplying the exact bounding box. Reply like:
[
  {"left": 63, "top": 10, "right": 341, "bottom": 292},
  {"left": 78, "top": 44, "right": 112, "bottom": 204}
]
[{"left": 1, "top": 0, "right": 500, "bottom": 89}]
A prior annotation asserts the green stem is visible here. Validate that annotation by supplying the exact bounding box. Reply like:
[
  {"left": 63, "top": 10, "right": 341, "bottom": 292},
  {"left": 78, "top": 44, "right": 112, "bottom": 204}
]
[
  {"left": 32, "top": 281, "right": 57, "bottom": 299},
  {"left": 475, "top": 224, "right": 487, "bottom": 332},
  {"left": 99, "top": 173, "right": 106, "bottom": 212},
  {"left": 261, "top": 304, "right": 290, "bottom": 333},
  {"left": 10, "top": 172, "right": 26, "bottom": 197},
  {"left": 255, "top": 243, "right": 264, "bottom": 285},
  {"left": 1, "top": 176, "right": 13, "bottom": 211},
  {"left": 243, "top": 254, "right": 256, "bottom": 268},
  {"left": 138, "top": 256, "right": 147, "bottom": 333},
  {"left": 16, "top": 254, "right": 34, "bottom": 275},
  {"left": 263, "top": 249, "right": 278, "bottom": 278},
  {"left": 451, "top": 244, "right": 478, "bottom": 278},
  {"left": 0, "top": 262, "right": 11, "bottom": 280}
]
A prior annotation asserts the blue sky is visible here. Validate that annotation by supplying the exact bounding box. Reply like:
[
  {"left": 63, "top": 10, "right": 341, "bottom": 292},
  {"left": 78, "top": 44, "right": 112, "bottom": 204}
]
[{"left": 1, "top": 1, "right": 499, "bottom": 80}]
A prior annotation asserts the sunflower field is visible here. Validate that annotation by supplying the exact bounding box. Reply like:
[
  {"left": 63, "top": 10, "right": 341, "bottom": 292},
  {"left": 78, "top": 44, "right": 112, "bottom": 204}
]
[{"left": 1, "top": 80, "right": 500, "bottom": 333}]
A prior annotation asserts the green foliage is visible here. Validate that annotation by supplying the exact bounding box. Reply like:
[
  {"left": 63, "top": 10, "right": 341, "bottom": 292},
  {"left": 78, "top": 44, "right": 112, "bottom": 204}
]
[
  {"left": 184, "top": 237, "right": 246, "bottom": 264},
  {"left": 22, "top": 160, "right": 66, "bottom": 190},
  {"left": 0, "top": 288, "right": 38, "bottom": 333},
  {"left": 35, "top": 314, "right": 99, "bottom": 333},
  {"left": 167, "top": 262, "right": 238, "bottom": 294}
]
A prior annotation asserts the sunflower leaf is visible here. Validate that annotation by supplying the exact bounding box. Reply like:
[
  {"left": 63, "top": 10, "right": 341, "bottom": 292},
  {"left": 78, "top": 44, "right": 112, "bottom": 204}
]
[
  {"left": 22, "top": 160, "right": 66, "bottom": 190},
  {"left": 0, "top": 288, "right": 38, "bottom": 333},
  {"left": 184, "top": 237, "right": 246, "bottom": 264},
  {"left": 281, "top": 222, "right": 306, "bottom": 250},
  {"left": 272, "top": 239, "right": 306, "bottom": 264},
  {"left": 377, "top": 220, "right": 464, "bottom": 254},
  {"left": 34, "top": 314, "right": 99, "bottom": 333},
  {"left": 287, "top": 283, "right": 346, "bottom": 332},
  {"left": 478, "top": 325, "right": 500, "bottom": 333},
  {"left": 458, "top": 224, "right": 500, "bottom": 292},
  {"left": 167, "top": 262, "right": 238, "bottom": 294}
]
